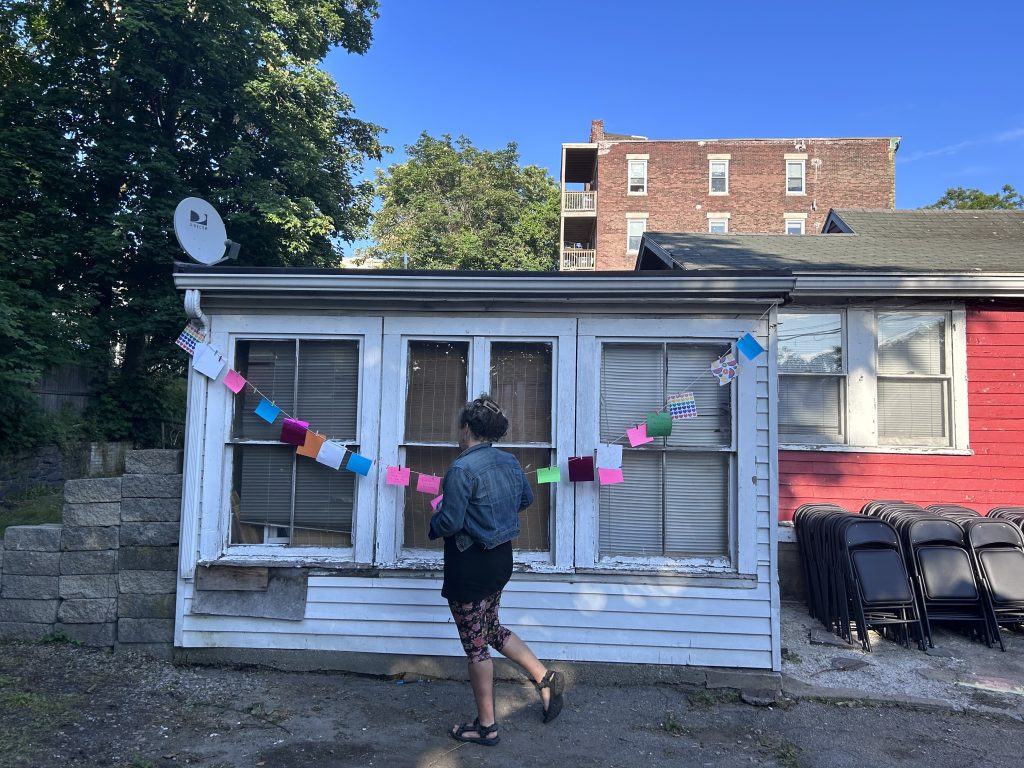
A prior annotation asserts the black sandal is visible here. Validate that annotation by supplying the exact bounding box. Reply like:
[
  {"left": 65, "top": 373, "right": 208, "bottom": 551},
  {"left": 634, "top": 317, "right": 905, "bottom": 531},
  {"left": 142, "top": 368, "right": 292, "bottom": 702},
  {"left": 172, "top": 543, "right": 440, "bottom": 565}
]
[
  {"left": 449, "top": 717, "right": 500, "bottom": 746},
  {"left": 535, "top": 669, "right": 565, "bottom": 723}
]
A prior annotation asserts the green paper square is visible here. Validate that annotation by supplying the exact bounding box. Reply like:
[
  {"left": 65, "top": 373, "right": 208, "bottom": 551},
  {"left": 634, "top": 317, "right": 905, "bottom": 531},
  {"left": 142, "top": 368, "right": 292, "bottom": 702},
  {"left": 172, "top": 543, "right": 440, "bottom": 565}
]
[
  {"left": 537, "top": 466, "right": 561, "bottom": 484},
  {"left": 646, "top": 412, "right": 673, "bottom": 437}
]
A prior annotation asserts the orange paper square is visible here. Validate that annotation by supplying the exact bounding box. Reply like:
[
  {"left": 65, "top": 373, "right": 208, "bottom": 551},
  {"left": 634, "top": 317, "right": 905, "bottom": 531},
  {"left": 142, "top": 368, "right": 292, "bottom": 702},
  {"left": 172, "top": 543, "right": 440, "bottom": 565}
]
[{"left": 296, "top": 431, "right": 327, "bottom": 458}]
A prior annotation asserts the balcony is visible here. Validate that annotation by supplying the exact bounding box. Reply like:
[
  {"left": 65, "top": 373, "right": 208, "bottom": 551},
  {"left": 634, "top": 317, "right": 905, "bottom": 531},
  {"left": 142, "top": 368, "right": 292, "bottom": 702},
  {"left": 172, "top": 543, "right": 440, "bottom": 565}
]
[
  {"left": 560, "top": 248, "right": 596, "bottom": 271},
  {"left": 562, "top": 190, "right": 596, "bottom": 214}
]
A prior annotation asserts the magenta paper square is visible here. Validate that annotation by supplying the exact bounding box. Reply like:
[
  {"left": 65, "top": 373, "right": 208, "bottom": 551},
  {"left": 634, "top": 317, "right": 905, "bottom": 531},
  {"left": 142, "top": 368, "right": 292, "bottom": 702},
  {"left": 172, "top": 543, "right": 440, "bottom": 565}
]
[{"left": 280, "top": 418, "right": 309, "bottom": 446}]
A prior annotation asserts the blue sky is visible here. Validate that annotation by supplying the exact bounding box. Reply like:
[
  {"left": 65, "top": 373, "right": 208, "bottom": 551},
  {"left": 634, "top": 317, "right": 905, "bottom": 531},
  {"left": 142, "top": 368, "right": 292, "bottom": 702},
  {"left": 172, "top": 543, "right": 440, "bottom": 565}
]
[{"left": 326, "top": 1, "right": 1023, "bottom": 251}]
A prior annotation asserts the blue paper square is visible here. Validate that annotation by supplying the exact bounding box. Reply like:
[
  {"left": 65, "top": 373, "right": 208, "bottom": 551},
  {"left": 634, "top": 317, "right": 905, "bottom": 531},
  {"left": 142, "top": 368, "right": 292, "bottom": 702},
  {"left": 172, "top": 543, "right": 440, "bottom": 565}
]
[
  {"left": 736, "top": 332, "right": 766, "bottom": 361},
  {"left": 345, "top": 452, "right": 372, "bottom": 476},
  {"left": 254, "top": 399, "right": 281, "bottom": 424}
]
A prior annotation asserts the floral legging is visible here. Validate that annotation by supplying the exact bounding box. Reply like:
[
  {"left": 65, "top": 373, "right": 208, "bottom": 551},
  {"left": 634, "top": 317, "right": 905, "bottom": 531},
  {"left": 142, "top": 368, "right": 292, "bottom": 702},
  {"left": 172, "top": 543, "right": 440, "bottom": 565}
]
[{"left": 448, "top": 590, "right": 512, "bottom": 664}]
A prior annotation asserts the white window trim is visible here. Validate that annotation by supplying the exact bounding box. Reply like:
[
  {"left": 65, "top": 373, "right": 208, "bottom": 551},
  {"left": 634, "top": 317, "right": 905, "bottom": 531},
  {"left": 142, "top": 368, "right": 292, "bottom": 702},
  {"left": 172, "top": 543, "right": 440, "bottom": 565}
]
[
  {"left": 779, "top": 306, "right": 969, "bottom": 454},
  {"left": 627, "top": 158, "right": 648, "bottom": 195},
  {"left": 785, "top": 219, "right": 805, "bottom": 235},
  {"left": 198, "top": 314, "right": 384, "bottom": 568},
  {"left": 626, "top": 217, "right": 647, "bottom": 254},
  {"left": 576, "top": 317, "right": 759, "bottom": 576},
  {"left": 786, "top": 160, "right": 806, "bottom": 195},
  {"left": 377, "top": 316, "right": 578, "bottom": 572},
  {"left": 709, "top": 159, "right": 729, "bottom": 195},
  {"left": 708, "top": 218, "right": 729, "bottom": 234}
]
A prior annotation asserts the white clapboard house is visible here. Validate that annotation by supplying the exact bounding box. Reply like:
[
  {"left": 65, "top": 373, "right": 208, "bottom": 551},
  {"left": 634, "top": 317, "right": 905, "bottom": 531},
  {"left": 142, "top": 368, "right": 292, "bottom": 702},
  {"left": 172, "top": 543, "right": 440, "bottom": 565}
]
[{"left": 171, "top": 266, "right": 791, "bottom": 671}]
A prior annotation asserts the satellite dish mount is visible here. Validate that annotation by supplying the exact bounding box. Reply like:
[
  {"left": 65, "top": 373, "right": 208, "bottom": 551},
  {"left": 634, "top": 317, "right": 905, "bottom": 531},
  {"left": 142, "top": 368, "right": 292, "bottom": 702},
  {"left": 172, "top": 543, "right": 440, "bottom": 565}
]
[{"left": 174, "top": 197, "right": 239, "bottom": 265}]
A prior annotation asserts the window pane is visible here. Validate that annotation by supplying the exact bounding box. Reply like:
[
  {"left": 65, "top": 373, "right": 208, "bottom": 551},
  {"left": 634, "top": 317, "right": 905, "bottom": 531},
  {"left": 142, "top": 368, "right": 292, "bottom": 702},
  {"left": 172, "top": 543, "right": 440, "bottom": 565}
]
[
  {"left": 293, "top": 454, "right": 354, "bottom": 546},
  {"left": 505, "top": 447, "right": 550, "bottom": 551},
  {"left": 711, "top": 177, "right": 727, "bottom": 193},
  {"left": 489, "top": 342, "right": 552, "bottom": 444},
  {"left": 405, "top": 341, "right": 469, "bottom": 442},
  {"left": 709, "top": 220, "right": 727, "bottom": 233},
  {"left": 231, "top": 445, "right": 293, "bottom": 543},
  {"left": 878, "top": 379, "right": 948, "bottom": 443},
  {"left": 877, "top": 314, "right": 945, "bottom": 375},
  {"left": 664, "top": 452, "right": 728, "bottom": 555},
  {"left": 786, "top": 221, "right": 803, "bottom": 235},
  {"left": 787, "top": 162, "right": 804, "bottom": 191},
  {"left": 234, "top": 340, "right": 295, "bottom": 440},
  {"left": 403, "top": 446, "right": 460, "bottom": 549},
  {"left": 777, "top": 313, "right": 843, "bottom": 373},
  {"left": 297, "top": 340, "right": 358, "bottom": 439},
  {"left": 779, "top": 376, "right": 844, "bottom": 440},
  {"left": 600, "top": 344, "right": 663, "bottom": 442},
  {"left": 600, "top": 451, "right": 662, "bottom": 556},
  {"left": 666, "top": 344, "right": 731, "bottom": 447}
]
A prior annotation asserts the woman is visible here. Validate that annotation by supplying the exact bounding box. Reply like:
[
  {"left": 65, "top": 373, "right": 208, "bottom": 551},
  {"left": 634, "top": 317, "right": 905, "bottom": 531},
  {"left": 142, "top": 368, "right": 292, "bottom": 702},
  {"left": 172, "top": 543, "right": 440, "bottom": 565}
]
[{"left": 428, "top": 394, "right": 565, "bottom": 747}]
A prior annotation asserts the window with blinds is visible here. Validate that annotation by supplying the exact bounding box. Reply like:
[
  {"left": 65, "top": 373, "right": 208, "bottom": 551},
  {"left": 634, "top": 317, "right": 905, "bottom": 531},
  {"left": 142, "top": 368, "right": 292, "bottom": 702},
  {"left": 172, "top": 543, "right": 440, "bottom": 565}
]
[
  {"left": 877, "top": 313, "right": 950, "bottom": 445},
  {"left": 230, "top": 339, "right": 359, "bottom": 547},
  {"left": 598, "top": 343, "right": 732, "bottom": 558},
  {"left": 777, "top": 312, "right": 845, "bottom": 444}
]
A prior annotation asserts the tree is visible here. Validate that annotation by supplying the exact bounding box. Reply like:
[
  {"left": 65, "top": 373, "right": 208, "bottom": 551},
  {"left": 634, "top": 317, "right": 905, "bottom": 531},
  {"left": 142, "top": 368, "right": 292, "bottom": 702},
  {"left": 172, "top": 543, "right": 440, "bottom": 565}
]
[
  {"left": 364, "top": 133, "right": 560, "bottom": 270},
  {"left": 927, "top": 184, "right": 1024, "bottom": 209},
  {"left": 1, "top": 1, "right": 384, "bottom": 447}
]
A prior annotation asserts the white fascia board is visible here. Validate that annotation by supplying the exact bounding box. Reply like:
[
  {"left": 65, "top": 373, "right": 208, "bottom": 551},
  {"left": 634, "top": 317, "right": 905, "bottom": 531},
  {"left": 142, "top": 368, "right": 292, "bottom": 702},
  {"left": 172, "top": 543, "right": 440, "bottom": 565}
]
[{"left": 793, "top": 272, "right": 1024, "bottom": 298}]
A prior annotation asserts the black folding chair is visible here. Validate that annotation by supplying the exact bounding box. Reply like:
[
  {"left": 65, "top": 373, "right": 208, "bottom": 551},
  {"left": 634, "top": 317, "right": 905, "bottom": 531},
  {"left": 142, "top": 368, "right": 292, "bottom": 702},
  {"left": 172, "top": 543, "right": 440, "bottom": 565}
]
[{"left": 964, "top": 519, "right": 1024, "bottom": 650}]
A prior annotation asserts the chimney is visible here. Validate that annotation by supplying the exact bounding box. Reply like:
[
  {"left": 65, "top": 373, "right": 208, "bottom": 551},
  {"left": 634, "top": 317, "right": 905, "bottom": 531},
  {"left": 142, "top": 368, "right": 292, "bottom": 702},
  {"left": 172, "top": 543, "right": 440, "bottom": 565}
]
[{"left": 590, "top": 119, "right": 605, "bottom": 142}]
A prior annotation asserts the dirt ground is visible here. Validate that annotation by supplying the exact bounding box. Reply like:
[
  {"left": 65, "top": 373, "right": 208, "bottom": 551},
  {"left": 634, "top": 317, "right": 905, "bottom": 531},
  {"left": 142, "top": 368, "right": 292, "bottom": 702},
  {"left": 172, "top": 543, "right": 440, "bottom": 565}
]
[{"left": 3, "top": 635, "right": 1024, "bottom": 768}]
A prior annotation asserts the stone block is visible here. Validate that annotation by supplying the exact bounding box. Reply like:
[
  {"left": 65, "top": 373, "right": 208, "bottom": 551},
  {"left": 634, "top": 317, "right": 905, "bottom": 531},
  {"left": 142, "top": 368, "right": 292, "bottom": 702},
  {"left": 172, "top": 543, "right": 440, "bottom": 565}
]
[
  {"left": 120, "top": 496, "right": 180, "bottom": 523},
  {"left": 125, "top": 450, "right": 183, "bottom": 476},
  {"left": 119, "top": 592, "right": 175, "bottom": 619},
  {"left": 0, "top": 621, "right": 55, "bottom": 641},
  {"left": 3, "top": 550, "right": 61, "bottom": 576},
  {"left": 121, "top": 474, "right": 183, "bottom": 499},
  {"left": 61, "top": 526, "right": 119, "bottom": 551},
  {"left": 0, "top": 598, "right": 59, "bottom": 624},
  {"left": 60, "top": 574, "right": 118, "bottom": 599},
  {"left": 64, "top": 477, "right": 122, "bottom": 504},
  {"left": 119, "top": 570, "right": 176, "bottom": 595},
  {"left": 119, "top": 522, "right": 179, "bottom": 548},
  {"left": 62, "top": 502, "right": 120, "bottom": 527},
  {"left": 60, "top": 550, "right": 117, "bottom": 575},
  {"left": 0, "top": 575, "right": 59, "bottom": 600},
  {"left": 118, "top": 617, "right": 174, "bottom": 643},
  {"left": 4, "top": 525, "right": 62, "bottom": 552},
  {"left": 118, "top": 546, "right": 179, "bottom": 572},
  {"left": 58, "top": 598, "right": 117, "bottom": 624},
  {"left": 55, "top": 622, "right": 116, "bottom": 647},
  {"left": 115, "top": 642, "right": 173, "bottom": 660}
]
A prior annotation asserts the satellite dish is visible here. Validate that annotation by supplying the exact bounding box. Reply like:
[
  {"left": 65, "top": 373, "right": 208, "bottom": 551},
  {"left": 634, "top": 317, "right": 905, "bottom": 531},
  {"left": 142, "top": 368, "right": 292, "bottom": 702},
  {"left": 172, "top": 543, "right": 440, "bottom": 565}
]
[{"left": 173, "top": 197, "right": 239, "bottom": 265}]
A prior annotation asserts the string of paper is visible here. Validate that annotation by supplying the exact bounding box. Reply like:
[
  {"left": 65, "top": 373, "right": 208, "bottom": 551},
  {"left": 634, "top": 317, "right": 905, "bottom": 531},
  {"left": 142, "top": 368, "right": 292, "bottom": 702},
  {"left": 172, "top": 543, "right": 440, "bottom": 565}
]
[{"left": 173, "top": 303, "right": 771, "bottom": 501}]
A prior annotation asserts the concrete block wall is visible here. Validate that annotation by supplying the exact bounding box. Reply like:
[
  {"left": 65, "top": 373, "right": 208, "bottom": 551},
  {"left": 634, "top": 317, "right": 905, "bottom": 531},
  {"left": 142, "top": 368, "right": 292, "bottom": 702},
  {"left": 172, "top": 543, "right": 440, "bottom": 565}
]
[{"left": 0, "top": 450, "right": 182, "bottom": 656}]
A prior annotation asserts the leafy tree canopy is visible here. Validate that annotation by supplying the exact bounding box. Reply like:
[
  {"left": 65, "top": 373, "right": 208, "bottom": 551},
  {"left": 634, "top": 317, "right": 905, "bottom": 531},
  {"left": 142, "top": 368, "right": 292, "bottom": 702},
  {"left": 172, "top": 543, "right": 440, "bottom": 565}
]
[
  {"left": 927, "top": 184, "right": 1023, "bottom": 210},
  {"left": 363, "top": 133, "right": 559, "bottom": 270},
  {"left": 1, "top": 0, "right": 384, "bottom": 449}
]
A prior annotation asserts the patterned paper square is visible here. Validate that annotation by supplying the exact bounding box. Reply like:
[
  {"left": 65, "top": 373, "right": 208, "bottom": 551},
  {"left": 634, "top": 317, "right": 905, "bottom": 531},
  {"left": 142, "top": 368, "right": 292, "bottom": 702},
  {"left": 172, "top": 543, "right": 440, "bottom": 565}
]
[
  {"left": 711, "top": 352, "right": 739, "bottom": 385},
  {"left": 667, "top": 392, "right": 698, "bottom": 420},
  {"left": 175, "top": 323, "right": 205, "bottom": 355}
]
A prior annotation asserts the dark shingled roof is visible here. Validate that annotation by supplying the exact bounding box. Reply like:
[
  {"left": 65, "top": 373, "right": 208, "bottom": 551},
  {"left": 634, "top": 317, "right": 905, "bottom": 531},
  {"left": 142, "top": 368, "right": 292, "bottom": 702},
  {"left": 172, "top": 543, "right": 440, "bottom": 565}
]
[{"left": 637, "top": 209, "right": 1024, "bottom": 273}]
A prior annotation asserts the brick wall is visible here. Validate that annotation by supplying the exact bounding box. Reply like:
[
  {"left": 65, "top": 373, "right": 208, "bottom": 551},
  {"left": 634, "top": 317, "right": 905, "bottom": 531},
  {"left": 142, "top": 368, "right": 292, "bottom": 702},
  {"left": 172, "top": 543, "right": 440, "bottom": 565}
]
[
  {"left": 0, "top": 450, "right": 181, "bottom": 657},
  {"left": 593, "top": 137, "right": 896, "bottom": 270}
]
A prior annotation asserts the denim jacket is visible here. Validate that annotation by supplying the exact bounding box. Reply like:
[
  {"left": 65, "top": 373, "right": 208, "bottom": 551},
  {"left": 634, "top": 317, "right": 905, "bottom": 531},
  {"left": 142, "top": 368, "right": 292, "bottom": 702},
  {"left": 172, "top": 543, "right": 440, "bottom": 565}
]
[{"left": 428, "top": 443, "right": 533, "bottom": 552}]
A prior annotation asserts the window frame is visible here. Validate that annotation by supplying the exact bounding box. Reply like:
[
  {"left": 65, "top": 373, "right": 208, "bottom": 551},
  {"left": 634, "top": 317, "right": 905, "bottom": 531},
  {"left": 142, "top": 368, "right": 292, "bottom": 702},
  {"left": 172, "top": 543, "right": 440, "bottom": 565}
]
[
  {"left": 377, "top": 316, "right": 578, "bottom": 571},
  {"left": 709, "top": 160, "right": 729, "bottom": 195},
  {"left": 577, "top": 317, "right": 760, "bottom": 576},
  {"left": 627, "top": 159, "right": 648, "bottom": 195},
  {"left": 200, "top": 315, "right": 383, "bottom": 567},
  {"left": 626, "top": 218, "right": 646, "bottom": 254},
  {"left": 778, "top": 306, "right": 969, "bottom": 454},
  {"left": 785, "top": 219, "right": 805, "bottom": 235},
  {"left": 786, "top": 160, "right": 806, "bottom": 195},
  {"left": 708, "top": 218, "right": 729, "bottom": 234},
  {"left": 777, "top": 310, "right": 847, "bottom": 446}
]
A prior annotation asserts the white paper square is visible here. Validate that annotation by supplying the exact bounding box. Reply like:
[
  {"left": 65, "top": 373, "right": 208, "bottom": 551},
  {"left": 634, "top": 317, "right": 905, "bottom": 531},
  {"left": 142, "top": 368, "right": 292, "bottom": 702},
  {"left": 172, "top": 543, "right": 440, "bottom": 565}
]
[
  {"left": 596, "top": 443, "right": 623, "bottom": 469},
  {"left": 192, "top": 343, "right": 225, "bottom": 380},
  {"left": 315, "top": 440, "right": 345, "bottom": 470}
]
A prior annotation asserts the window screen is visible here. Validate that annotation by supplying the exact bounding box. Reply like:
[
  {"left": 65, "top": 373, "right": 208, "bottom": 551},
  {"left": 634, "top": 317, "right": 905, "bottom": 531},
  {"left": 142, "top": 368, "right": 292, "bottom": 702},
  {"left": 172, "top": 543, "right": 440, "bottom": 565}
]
[
  {"left": 778, "top": 312, "right": 845, "bottom": 442},
  {"left": 877, "top": 314, "right": 950, "bottom": 445}
]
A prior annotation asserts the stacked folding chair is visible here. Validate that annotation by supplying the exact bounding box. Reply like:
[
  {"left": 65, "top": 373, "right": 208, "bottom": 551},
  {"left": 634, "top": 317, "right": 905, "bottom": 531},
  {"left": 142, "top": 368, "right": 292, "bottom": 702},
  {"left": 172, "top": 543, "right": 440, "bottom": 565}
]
[
  {"left": 987, "top": 506, "right": 1024, "bottom": 535},
  {"left": 962, "top": 518, "right": 1024, "bottom": 650},
  {"left": 794, "top": 503, "right": 924, "bottom": 651}
]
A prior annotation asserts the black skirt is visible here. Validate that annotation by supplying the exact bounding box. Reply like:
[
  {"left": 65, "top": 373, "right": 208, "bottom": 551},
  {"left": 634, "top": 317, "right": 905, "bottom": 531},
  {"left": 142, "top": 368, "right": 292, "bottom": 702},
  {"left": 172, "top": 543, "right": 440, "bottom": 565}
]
[{"left": 441, "top": 538, "right": 513, "bottom": 603}]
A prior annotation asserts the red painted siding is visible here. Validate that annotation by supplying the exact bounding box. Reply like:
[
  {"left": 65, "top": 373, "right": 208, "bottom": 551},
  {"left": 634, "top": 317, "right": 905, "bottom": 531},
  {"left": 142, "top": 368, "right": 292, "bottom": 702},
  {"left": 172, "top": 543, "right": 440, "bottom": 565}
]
[{"left": 778, "top": 306, "right": 1024, "bottom": 521}]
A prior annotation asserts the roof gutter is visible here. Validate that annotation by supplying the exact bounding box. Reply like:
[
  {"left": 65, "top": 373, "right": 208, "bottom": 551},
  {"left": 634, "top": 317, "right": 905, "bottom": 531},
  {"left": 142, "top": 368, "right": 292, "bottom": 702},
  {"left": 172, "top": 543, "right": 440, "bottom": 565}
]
[{"left": 794, "top": 272, "right": 1024, "bottom": 298}]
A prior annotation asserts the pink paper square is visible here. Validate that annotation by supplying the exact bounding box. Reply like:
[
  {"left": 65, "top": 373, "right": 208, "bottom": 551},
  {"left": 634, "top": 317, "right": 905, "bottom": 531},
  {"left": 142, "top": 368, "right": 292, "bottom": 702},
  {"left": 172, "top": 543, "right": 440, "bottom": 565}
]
[
  {"left": 416, "top": 473, "right": 441, "bottom": 495},
  {"left": 386, "top": 466, "right": 411, "bottom": 486},
  {"left": 222, "top": 369, "right": 246, "bottom": 394},
  {"left": 598, "top": 467, "right": 624, "bottom": 485},
  {"left": 627, "top": 424, "right": 654, "bottom": 447},
  {"left": 430, "top": 494, "right": 444, "bottom": 510}
]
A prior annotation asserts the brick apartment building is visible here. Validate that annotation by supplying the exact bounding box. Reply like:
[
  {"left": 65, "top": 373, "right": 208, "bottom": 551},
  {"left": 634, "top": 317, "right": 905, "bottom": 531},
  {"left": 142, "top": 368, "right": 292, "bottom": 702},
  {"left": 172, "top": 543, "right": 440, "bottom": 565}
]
[{"left": 560, "top": 119, "right": 899, "bottom": 271}]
